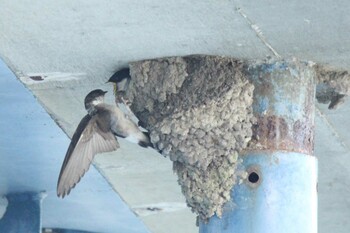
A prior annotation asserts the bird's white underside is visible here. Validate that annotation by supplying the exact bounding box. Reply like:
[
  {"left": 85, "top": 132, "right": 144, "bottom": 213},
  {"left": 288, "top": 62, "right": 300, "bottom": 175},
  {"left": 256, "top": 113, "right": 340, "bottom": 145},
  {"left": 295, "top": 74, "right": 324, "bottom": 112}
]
[{"left": 125, "top": 135, "right": 139, "bottom": 144}]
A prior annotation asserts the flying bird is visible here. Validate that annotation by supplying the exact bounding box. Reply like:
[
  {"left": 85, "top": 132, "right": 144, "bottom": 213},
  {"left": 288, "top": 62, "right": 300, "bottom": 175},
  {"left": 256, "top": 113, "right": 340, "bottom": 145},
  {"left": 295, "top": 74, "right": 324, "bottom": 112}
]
[{"left": 57, "top": 89, "right": 152, "bottom": 198}]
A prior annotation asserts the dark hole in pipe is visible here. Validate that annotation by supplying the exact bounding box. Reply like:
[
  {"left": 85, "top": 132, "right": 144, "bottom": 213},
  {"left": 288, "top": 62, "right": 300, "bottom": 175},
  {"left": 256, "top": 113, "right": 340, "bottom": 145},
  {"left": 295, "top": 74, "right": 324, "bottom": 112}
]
[{"left": 248, "top": 172, "right": 259, "bottom": 183}]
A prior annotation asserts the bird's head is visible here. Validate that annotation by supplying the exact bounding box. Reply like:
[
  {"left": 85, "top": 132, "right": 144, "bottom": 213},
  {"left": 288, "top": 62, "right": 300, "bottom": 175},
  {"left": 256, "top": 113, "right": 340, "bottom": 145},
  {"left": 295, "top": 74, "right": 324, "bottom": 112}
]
[
  {"left": 84, "top": 89, "right": 108, "bottom": 114},
  {"left": 106, "top": 68, "right": 131, "bottom": 96}
]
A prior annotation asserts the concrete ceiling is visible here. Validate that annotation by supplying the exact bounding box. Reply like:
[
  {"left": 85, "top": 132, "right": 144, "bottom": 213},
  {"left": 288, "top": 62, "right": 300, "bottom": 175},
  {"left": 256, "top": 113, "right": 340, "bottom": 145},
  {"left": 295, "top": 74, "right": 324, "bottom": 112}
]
[
  {"left": 0, "top": 60, "right": 150, "bottom": 233},
  {"left": 0, "top": 0, "right": 350, "bottom": 233}
]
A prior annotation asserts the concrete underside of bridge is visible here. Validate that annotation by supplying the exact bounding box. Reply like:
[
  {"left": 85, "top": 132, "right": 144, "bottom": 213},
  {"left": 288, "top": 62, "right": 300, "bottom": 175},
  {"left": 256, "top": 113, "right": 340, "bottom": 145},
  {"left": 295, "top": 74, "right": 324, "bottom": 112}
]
[{"left": 1, "top": 1, "right": 350, "bottom": 233}]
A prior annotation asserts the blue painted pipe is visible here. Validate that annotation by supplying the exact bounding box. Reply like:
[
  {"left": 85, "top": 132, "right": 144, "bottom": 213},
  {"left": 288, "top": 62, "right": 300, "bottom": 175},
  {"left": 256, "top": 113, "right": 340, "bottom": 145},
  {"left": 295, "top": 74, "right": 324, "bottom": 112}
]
[
  {"left": 0, "top": 192, "right": 44, "bottom": 233},
  {"left": 200, "top": 60, "right": 317, "bottom": 233},
  {"left": 200, "top": 152, "right": 317, "bottom": 233}
]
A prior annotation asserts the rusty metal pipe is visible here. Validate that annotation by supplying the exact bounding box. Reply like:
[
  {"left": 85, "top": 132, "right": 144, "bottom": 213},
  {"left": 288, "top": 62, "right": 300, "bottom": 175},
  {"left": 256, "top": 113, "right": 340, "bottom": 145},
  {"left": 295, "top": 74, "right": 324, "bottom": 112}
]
[{"left": 199, "top": 60, "right": 318, "bottom": 233}]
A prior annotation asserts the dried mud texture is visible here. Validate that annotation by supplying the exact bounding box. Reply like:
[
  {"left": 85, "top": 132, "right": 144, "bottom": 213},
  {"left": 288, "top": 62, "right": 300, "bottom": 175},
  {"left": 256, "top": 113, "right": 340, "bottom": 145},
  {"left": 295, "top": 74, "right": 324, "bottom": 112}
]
[
  {"left": 316, "top": 64, "right": 350, "bottom": 109},
  {"left": 126, "top": 55, "right": 254, "bottom": 220}
]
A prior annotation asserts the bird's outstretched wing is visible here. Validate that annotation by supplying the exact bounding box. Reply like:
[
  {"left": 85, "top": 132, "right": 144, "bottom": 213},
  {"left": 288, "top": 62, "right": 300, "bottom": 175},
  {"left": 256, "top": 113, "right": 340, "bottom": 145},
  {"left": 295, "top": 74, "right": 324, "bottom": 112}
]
[{"left": 57, "top": 114, "right": 119, "bottom": 198}]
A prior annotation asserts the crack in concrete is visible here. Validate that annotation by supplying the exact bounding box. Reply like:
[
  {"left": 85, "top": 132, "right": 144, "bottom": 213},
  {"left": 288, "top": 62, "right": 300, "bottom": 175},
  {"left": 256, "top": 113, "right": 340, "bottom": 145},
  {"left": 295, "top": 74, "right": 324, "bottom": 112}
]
[
  {"left": 315, "top": 107, "right": 350, "bottom": 151},
  {"left": 235, "top": 6, "right": 281, "bottom": 59}
]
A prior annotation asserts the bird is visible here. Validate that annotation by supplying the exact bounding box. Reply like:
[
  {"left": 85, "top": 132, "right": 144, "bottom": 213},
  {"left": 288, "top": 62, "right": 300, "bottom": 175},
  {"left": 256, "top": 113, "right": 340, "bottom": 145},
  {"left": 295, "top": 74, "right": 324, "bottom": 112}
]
[
  {"left": 107, "top": 67, "right": 131, "bottom": 96},
  {"left": 57, "top": 89, "right": 153, "bottom": 198},
  {"left": 107, "top": 67, "right": 149, "bottom": 128}
]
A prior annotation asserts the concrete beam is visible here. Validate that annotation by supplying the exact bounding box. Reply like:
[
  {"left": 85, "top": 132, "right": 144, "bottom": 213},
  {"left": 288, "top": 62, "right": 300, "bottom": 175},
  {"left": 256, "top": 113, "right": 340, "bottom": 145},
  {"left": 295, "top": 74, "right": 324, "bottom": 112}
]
[{"left": 0, "top": 192, "right": 45, "bottom": 233}]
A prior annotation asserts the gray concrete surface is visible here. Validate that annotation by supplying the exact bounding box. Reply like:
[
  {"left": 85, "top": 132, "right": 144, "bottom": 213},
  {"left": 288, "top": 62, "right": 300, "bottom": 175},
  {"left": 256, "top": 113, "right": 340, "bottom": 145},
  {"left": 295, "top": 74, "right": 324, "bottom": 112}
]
[{"left": 0, "top": 0, "right": 350, "bottom": 232}]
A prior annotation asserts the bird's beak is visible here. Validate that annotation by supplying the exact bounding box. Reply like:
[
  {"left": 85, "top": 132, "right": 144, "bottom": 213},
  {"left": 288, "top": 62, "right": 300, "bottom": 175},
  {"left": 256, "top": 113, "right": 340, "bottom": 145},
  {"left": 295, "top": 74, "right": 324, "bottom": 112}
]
[
  {"left": 113, "top": 83, "right": 117, "bottom": 96},
  {"left": 103, "top": 91, "right": 108, "bottom": 94}
]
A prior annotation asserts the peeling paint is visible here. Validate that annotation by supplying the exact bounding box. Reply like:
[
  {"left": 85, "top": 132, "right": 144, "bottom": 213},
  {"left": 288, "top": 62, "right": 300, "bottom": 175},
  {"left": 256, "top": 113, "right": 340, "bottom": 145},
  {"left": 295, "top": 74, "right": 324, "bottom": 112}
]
[{"left": 247, "top": 59, "right": 316, "bottom": 155}]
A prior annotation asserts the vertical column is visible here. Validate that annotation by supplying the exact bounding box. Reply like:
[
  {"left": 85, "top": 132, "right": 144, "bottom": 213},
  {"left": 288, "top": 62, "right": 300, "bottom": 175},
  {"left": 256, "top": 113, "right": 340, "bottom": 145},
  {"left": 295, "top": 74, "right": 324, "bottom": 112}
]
[
  {"left": 0, "top": 192, "right": 45, "bottom": 233},
  {"left": 199, "top": 60, "right": 318, "bottom": 233}
]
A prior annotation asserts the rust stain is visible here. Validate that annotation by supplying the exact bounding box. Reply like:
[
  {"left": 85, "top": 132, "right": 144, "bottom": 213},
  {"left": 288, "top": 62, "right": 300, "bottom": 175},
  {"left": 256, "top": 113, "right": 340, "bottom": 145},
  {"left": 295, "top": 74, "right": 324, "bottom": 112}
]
[
  {"left": 253, "top": 115, "right": 288, "bottom": 140},
  {"left": 249, "top": 115, "right": 314, "bottom": 155},
  {"left": 293, "top": 120, "right": 314, "bottom": 151}
]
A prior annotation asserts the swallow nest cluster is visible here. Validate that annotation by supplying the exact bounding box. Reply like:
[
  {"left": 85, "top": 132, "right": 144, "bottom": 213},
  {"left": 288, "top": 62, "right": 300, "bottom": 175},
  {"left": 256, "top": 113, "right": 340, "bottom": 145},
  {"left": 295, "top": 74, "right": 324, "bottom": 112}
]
[
  {"left": 315, "top": 64, "right": 350, "bottom": 109},
  {"left": 125, "top": 55, "right": 255, "bottom": 221}
]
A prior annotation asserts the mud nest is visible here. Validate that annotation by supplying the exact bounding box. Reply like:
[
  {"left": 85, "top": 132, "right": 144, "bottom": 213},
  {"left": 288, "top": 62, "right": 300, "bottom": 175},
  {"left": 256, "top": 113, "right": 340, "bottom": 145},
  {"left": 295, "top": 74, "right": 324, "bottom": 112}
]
[{"left": 125, "top": 55, "right": 255, "bottom": 220}]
